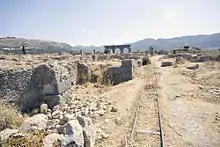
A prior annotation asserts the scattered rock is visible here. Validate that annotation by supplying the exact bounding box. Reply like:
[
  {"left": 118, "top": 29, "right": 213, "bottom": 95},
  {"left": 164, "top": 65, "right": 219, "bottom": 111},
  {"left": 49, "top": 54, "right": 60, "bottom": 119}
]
[
  {"left": 175, "top": 94, "right": 181, "bottom": 98},
  {"left": 95, "top": 110, "right": 105, "bottom": 116},
  {"left": 52, "top": 105, "right": 60, "bottom": 112},
  {"left": 215, "top": 113, "right": 220, "bottom": 121},
  {"left": 43, "top": 133, "right": 63, "bottom": 147},
  {"left": 111, "top": 106, "right": 118, "bottom": 112},
  {"left": 77, "top": 116, "right": 96, "bottom": 147},
  {"left": 63, "top": 113, "right": 75, "bottom": 122},
  {"left": 104, "top": 119, "right": 110, "bottom": 124},
  {"left": 115, "top": 117, "right": 123, "bottom": 125},
  {"left": 56, "top": 125, "right": 65, "bottom": 134},
  {"left": 198, "top": 86, "right": 203, "bottom": 90},
  {"left": 187, "top": 64, "right": 199, "bottom": 70},
  {"left": 19, "top": 114, "right": 48, "bottom": 132},
  {"left": 61, "top": 120, "right": 84, "bottom": 147},
  {"left": 0, "top": 128, "right": 18, "bottom": 142},
  {"left": 52, "top": 110, "right": 63, "bottom": 120},
  {"left": 11, "top": 133, "right": 25, "bottom": 139},
  {"left": 97, "top": 128, "right": 108, "bottom": 140},
  {"left": 161, "top": 59, "right": 173, "bottom": 67},
  {"left": 101, "top": 132, "right": 109, "bottom": 139},
  {"left": 40, "top": 103, "right": 48, "bottom": 114}
]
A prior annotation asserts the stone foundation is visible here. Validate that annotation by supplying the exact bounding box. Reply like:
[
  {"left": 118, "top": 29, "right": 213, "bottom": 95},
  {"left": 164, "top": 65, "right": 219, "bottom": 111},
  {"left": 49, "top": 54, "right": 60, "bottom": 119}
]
[
  {"left": 0, "top": 61, "right": 90, "bottom": 112},
  {"left": 106, "top": 59, "right": 135, "bottom": 85}
]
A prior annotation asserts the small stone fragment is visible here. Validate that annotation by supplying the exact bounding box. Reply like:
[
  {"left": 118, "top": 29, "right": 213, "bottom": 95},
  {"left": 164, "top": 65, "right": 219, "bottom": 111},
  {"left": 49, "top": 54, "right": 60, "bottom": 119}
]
[
  {"left": 111, "top": 106, "right": 118, "bottom": 112},
  {"left": 40, "top": 103, "right": 48, "bottom": 114}
]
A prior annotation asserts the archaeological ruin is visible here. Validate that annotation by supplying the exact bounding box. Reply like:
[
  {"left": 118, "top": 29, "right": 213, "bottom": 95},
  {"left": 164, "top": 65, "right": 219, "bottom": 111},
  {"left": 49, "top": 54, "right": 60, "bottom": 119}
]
[{"left": 104, "top": 45, "right": 131, "bottom": 54}]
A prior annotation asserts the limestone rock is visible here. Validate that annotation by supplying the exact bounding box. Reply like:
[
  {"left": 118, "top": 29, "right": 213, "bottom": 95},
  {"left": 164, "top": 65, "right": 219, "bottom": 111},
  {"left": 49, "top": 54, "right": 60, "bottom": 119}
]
[
  {"left": 161, "top": 61, "right": 173, "bottom": 67},
  {"left": 115, "top": 117, "right": 123, "bottom": 125},
  {"left": 19, "top": 114, "right": 48, "bottom": 132},
  {"left": 187, "top": 64, "right": 199, "bottom": 70},
  {"left": 52, "top": 110, "right": 63, "bottom": 120},
  {"left": 111, "top": 106, "right": 118, "bottom": 112},
  {"left": 0, "top": 128, "right": 18, "bottom": 142},
  {"left": 95, "top": 110, "right": 105, "bottom": 116},
  {"left": 97, "top": 128, "right": 108, "bottom": 140},
  {"left": 77, "top": 116, "right": 96, "bottom": 147},
  {"left": 40, "top": 103, "right": 48, "bottom": 114},
  {"left": 61, "top": 120, "right": 84, "bottom": 147},
  {"left": 43, "top": 133, "right": 63, "bottom": 147}
]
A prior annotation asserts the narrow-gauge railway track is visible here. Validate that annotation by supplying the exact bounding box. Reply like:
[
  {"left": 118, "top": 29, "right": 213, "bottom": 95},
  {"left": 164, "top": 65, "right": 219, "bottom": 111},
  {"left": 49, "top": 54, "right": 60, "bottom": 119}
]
[{"left": 129, "top": 69, "right": 164, "bottom": 147}]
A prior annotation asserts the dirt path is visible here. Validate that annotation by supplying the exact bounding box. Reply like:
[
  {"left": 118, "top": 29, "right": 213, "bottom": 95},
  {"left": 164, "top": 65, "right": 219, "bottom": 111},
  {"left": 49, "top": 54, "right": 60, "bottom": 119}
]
[
  {"left": 96, "top": 65, "right": 161, "bottom": 147},
  {"left": 154, "top": 56, "right": 220, "bottom": 147},
  {"left": 96, "top": 56, "right": 220, "bottom": 147}
]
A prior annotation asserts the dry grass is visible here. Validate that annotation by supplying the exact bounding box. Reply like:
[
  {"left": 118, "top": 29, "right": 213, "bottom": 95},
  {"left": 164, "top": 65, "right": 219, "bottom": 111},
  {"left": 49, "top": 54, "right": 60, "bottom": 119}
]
[
  {"left": 2, "top": 131, "right": 47, "bottom": 147},
  {"left": 0, "top": 101, "right": 26, "bottom": 131},
  {"left": 91, "top": 64, "right": 112, "bottom": 87}
]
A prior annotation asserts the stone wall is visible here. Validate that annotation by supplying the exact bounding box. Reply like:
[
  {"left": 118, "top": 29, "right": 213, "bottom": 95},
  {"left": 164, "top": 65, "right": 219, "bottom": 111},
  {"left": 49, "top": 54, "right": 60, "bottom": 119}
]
[
  {"left": 0, "top": 68, "right": 34, "bottom": 103},
  {"left": 0, "top": 60, "right": 90, "bottom": 112},
  {"left": 106, "top": 59, "right": 135, "bottom": 85},
  {"left": 77, "top": 62, "right": 91, "bottom": 85}
]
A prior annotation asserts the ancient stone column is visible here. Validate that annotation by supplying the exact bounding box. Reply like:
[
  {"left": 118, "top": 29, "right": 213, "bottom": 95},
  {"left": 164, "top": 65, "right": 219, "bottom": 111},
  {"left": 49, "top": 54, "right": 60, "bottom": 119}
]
[
  {"left": 128, "top": 47, "right": 131, "bottom": 53},
  {"left": 112, "top": 48, "right": 115, "bottom": 53},
  {"left": 120, "top": 48, "right": 124, "bottom": 54}
]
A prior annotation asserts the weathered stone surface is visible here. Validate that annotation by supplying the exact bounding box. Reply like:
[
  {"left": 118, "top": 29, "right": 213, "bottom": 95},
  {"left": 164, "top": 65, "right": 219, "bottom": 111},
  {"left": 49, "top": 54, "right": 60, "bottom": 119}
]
[
  {"left": 0, "top": 60, "right": 78, "bottom": 112},
  {"left": 111, "top": 106, "right": 118, "bottom": 112},
  {"left": 137, "top": 59, "right": 143, "bottom": 67},
  {"left": 0, "top": 128, "right": 18, "bottom": 142},
  {"left": 161, "top": 61, "right": 173, "bottom": 67},
  {"left": 106, "top": 59, "right": 134, "bottom": 85},
  {"left": 40, "top": 103, "right": 48, "bottom": 114},
  {"left": 110, "top": 54, "right": 124, "bottom": 60},
  {"left": 95, "top": 110, "right": 105, "bottom": 116},
  {"left": 77, "top": 116, "right": 96, "bottom": 147},
  {"left": 42, "top": 95, "right": 62, "bottom": 109},
  {"left": 42, "top": 84, "right": 58, "bottom": 95},
  {"left": 77, "top": 62, "right": 91, "bottom": 85},
  {"left": 52, "top": 110, "right": 63, "bottom": 120},
  {"left": 19, "top": 114, "right": 48, "bottom": 132},
  {"left": 115, "top": 117, "right": 123, "bottom": 125},
  {"left": 43, "top": 133, "right": 63, "bottom": 147},
  {"left": 61, "top": 120, "right": 84, "bottom": 147},
  {"left": 187, "top": 64, "right": 199, "bottom": 70},
  {"left": 57, "top": 78, "right": 72, "bottom": 94}
]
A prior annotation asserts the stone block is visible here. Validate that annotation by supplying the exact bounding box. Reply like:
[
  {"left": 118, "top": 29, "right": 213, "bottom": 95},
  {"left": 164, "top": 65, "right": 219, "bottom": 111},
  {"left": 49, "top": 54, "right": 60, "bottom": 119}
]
[
  {"left": 57, "top": 77, "right": 72, "bottom": 94},
  {"left": 42, "top": 95, "right": 62, "bottom": 109},
  {"left": 42, "top": 84, "right": 58, "bottom": 95}
]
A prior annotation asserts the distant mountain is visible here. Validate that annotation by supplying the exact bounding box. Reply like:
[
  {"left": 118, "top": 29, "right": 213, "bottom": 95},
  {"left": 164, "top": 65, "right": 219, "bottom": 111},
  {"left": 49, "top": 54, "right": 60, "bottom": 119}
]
[
  {"left": 1, "top": 32, "right": 220, "bottom": 54},
  {"left": 74, "top": 32, "right": 220, "bottom": 52},
  {"left": 131, "top": 33, "right": 220, "bottom": 51},
  {"left": 0, "top": 37, "right": 75, "bottom": 53}
]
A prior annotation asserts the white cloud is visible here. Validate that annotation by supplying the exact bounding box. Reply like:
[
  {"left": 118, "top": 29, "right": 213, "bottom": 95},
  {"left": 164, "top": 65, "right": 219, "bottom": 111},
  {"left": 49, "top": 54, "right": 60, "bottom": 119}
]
[
  {"left": 163, "top": 11, "right": 177, "bottom": 20},
  {"left": 89, "top": 30, "right": 94, "bottom": 33},
  {"left": 81, "top": 29, "right": 87, "bottom": 33}
]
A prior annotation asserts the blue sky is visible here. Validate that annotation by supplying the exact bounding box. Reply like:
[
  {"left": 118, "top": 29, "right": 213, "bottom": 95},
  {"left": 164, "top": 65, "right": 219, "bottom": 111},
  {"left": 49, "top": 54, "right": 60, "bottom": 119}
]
[{"left": 0, "top": 0, "right": 220, "bottom": 46}]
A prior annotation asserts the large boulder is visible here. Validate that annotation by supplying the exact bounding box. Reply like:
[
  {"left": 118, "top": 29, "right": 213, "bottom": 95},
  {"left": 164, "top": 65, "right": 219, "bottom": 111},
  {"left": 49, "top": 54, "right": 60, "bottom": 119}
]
[
  {"left": 19, "top": 114, "right": 48, "bottom": 132},
  {"left": 0, "top": 128, "right": 18, "bottom": 142},
  {"left": 77, "top": 116, "right": 96, "bottom": 147},
  {"left": 61, "top": 120, "right": 84, "bottom": 147}
]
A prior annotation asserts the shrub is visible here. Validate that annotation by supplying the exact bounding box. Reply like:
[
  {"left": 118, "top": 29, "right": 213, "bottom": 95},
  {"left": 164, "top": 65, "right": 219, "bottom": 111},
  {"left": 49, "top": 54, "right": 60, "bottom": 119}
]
[{"left": 206, "top": 50, "right": 220, "bottom": 61}]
